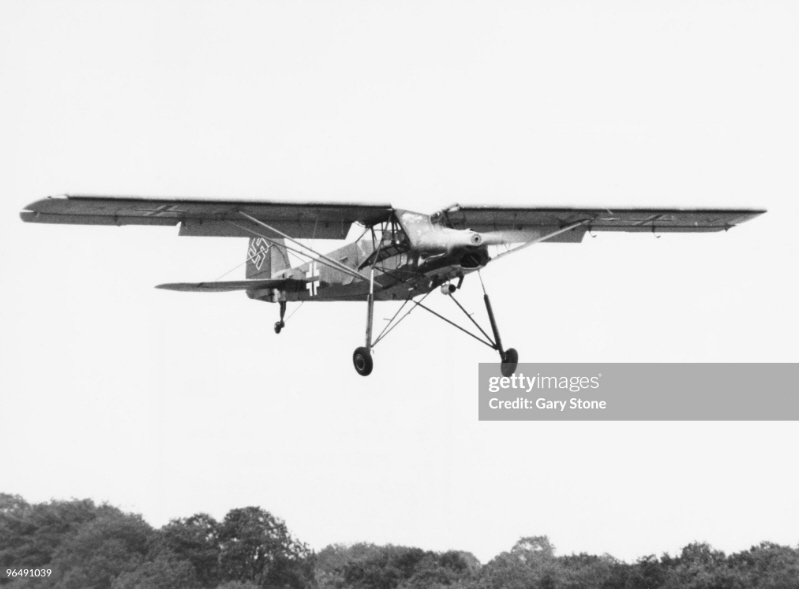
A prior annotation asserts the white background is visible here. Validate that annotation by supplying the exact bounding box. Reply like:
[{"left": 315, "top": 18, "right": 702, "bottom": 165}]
[{"left": 1, "top": 0, "right": 797, "bottom": 563}]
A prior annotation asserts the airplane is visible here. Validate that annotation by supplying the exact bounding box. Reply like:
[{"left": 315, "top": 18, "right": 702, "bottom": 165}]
[{"left": 20, "top": 194, "right": 764, "bottom": 376}]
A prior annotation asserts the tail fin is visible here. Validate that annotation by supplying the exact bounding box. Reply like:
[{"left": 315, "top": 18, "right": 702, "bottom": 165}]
[{"left": 246, "top": 237, "right": 290, "bottom": 279}]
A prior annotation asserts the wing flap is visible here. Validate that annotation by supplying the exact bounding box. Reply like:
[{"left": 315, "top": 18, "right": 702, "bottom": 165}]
[{"left": 21, "top": 194, "right": 394, "bottom": 239}]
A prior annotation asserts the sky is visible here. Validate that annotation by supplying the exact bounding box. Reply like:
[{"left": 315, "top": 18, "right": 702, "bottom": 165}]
[{"left": 1, "top": 0, "right": 798, "bottom": 564}]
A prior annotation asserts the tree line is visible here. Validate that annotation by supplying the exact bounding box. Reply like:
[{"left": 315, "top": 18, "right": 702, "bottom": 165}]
[{"left": 1, "top": 493, "right": 797, "bottom": 588}]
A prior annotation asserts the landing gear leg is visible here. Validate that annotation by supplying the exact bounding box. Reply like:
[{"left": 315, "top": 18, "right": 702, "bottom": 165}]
[
  {"left": 484, "top": 292, "right": 518, "bottom": 377},
  {"left": 274, "top": 301, "right": 286, "bottom": 334},
  {"left": 353, "top": 269, "right": 376, "bottom": 376}
]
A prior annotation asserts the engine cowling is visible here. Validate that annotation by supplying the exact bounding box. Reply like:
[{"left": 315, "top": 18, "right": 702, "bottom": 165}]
[
  {"left": 414, "top": 227, "right": 483, "bottom": 253},
  {"left": 396, "top": 210, "right": 483, "bottom": 254}
]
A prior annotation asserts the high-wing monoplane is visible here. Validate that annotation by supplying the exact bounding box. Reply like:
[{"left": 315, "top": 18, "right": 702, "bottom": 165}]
[{"left": 21, "top": 195, "right": 764, "bottom": 376}]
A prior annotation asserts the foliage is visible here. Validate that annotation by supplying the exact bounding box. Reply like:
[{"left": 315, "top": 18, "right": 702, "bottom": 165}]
[
  {"left": 336, "top": 545, "right": 478, "bottom": 589},
  {"left": 0, "top": 493, "right": 121, "bottom": 573},
  {"left": 49, "top": 510, "right": 154, "bottom": 589},
  {"left": 111, "top": 550, "right": 200, "bottom": 589},
  {"left": 3, "top": 493, "right": 799, "bottom": 589},
  {"left": 155, "top": 513, "right": 221, "bottom": 587},
  {"left": 217, "top": 507, "right": 314, "bottom": 588}
]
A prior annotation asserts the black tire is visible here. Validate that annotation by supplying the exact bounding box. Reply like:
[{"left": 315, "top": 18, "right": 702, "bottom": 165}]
[
  {"left": 501, "top": 348, "right": 519, "bottom": 377},
  {"left": 353, "top": 347, "right": 374, "bottom": 376},
  {"left": 274, "top": 322, "right": 283, "bottom": 334}
]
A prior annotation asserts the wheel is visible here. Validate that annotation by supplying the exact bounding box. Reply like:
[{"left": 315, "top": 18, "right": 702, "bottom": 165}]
[
  {"left": 274, "top": 321, "right": 283, "bottom": 334},
  {"left": 352, "top": 347, "right": 374, "bottom": 376},
  {"left": 501, "top": 348, "right": 519, "bottom": 377}
]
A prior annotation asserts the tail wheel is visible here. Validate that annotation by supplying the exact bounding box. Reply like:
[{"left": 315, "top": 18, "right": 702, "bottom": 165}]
[
  {"left": 353, "top": 347, "right": 374, "bottom": 376},
  {"left": 274, "top": 321, "right": 284, "bottom": 334},
  {"left": 501, "top": 348, "right": 519, "bottom": 377}
]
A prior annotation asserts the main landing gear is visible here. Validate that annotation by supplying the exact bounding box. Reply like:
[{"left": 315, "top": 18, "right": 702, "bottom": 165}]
[
  {"left": 274, "top": 301, "right": 286, "bottom": 334},
  {"left": 351, "top": 270, "right": 519, "bottom": 377},
  {"left": 353, "top": 271, "right": 377, "bottom": 376},
  {"left": 483, "top": 289, "right": 519, "bottom": 377}
]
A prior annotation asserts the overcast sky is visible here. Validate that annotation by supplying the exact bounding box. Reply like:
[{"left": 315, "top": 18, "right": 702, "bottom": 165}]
[{"left": 1, "top": 0, "right": 798, "bottom": 564}]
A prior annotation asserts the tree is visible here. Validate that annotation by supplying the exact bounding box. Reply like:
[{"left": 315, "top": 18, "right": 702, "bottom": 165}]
[
  {"left": 316, "top": 543, "right": 384, "bottom": 589},
  {"left": 49, "top": 511, "right": 154, "bottom": 589},
  {"left": 659, "top": 542, "right": 738, "bottom": 589},
  {"left": 399, "top": 551, "right": 479, "bottom": 589},
  {"left": 0, "top": 494, "right": 120, "bottom": 580},
  {"left": 625, "top": 554, "right": 667, "bottom": 589},
  {"left": 156, "top": 513, "right": 221, "bottom": 588},
  {"left": 511, "top": 536, "right": 556, "bottom": 560},
  {"left": 477, "top": 536, "right": 561, "bottom": 589},
  {"left": 112, "top": 551, "right": 200, "bottom": 589},
  {"left": 341, "top": 545, "right": 429, "bottom": 589},
  {"left": 217, "top": 507, "right": 313, "bottom": 589},
  {"left": 726, "top": 542, "right": 799, "bottom": 589},
  {"left": 551, "top": 552, "right": 619, "bottom": 589}
]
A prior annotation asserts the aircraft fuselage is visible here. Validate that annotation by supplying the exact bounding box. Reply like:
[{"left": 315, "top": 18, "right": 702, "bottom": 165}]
[{"left": 247, "top": 210, "right": 490, "bottom": 303}]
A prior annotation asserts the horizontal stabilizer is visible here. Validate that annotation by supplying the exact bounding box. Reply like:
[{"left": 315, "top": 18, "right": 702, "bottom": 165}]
[{"left": 156, "top": 279, "right": 303, "bottom": 292}]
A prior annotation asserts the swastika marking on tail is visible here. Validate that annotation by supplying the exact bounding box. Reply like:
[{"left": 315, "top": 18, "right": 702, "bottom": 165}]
[{"left": 248, "top": 238, "right": 271, "bottom": 270}]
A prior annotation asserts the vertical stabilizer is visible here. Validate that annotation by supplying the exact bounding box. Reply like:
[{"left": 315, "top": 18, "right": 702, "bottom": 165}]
[{"left": 246, "top": 237, "right": 290, "bottom": 279}]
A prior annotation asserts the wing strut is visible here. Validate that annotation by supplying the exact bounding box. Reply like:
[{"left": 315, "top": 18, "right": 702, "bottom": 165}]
[{"left": 492, "top": 220, "right": 590, "bottom": 262}]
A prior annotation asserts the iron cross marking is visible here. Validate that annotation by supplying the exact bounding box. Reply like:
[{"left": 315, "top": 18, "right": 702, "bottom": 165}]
[{"left": 306, "top": 261, "right": 320, "bottom": 296}]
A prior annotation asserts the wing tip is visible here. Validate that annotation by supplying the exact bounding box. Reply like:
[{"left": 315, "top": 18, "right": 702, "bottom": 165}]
[
  {"left": 155, "top": 283, "right": 216, "bottom": 292},
  {"left": 20, "top": 195, "right": 66, "bottom": 222}
]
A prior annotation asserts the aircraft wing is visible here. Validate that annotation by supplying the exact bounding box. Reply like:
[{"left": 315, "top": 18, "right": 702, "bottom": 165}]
[
  {"left": 436, "top": 205, "right": 765, "bottom": 242},
  {"left": 20, "top": 194, "right": 393, "bottom": 239},
  {"left": 156, "top": 279, "right": 304, "bottom": 292}
]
